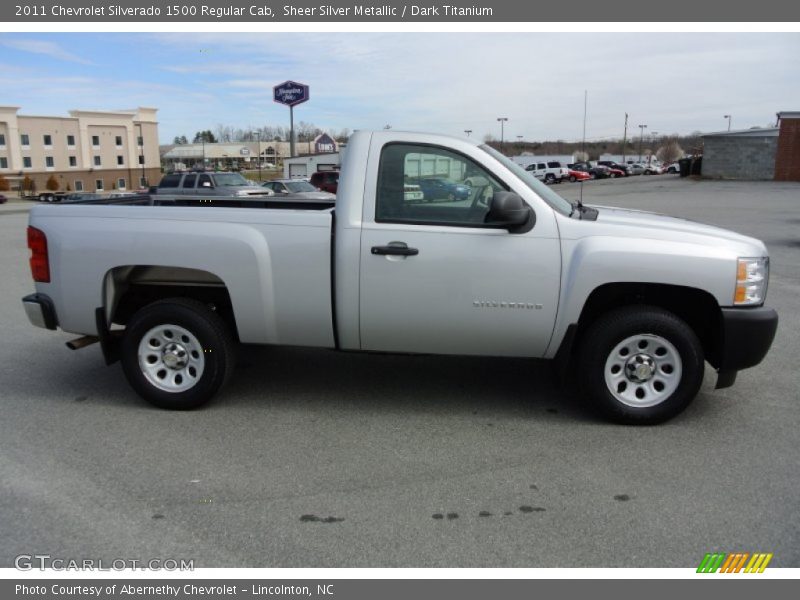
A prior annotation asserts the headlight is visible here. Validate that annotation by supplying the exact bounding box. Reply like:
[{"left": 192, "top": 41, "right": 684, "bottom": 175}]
[{"left": 734, "top": 257, "right": 769, "bottom": 305}]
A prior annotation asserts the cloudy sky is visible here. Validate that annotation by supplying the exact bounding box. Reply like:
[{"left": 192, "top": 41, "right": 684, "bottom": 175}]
[{"left": 1, "top": 32, "right": 798, "bottom": 143}]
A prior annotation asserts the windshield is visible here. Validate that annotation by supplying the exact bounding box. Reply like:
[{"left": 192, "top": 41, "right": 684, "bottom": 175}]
[
  {"left": 479, "top": 144, "right": 574, "bottom": 216},
  {"left": 285, "top": 181, "right": 318, "bottom": 193},
  {"left": 212, "top": 173, "right": 250, "bottom": 186}
]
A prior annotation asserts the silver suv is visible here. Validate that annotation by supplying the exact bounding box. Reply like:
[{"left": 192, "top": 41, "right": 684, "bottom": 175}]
[{"left": 156, "top": 172, "right": 273, "bottom": 197}]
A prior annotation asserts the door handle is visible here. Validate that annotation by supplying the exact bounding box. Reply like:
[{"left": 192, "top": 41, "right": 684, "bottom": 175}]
[{"left": 371, "top": 242, "right": 419, "bottom": 257}]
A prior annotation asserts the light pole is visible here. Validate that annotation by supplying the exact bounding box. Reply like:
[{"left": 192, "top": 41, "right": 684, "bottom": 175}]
[
  {"left": 137, "top": 123, "right": 146, "bottom": 187},
  {"left": 638, "top": 124, "right": 647, "bottom": 162},
  {"left": 201, "top": 136, "right": 206, "bottom": 170},
  {"left": 464, "top": 129, "right": 472, "bottom": 137},
  {"left": 497, "top": 117, "right": 508, "bottom": 154},
  {"left": 257, "top": 131, "right": 262, "bottom": 182},
  {"left": 724, "top": 115, "right": 732, "bottom": 131}
]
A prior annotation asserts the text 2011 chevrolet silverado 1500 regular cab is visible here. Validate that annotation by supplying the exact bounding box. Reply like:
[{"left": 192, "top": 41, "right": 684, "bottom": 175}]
[{"left": 22, "top": 130, "right": 778, "bottom": 423}]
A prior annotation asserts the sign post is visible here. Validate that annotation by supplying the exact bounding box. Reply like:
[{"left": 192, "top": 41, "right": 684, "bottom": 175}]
[{"left": 273, "top": 81, "right": 310, "bottom": 159}]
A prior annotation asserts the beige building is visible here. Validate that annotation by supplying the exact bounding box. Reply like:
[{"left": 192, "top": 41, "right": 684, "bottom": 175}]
[{"left": 0, "top": 106, "right": 160, "bottom": 193}]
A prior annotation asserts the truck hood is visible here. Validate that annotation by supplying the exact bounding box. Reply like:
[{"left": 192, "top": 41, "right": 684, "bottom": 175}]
[{"left": 587, "top": 205, "right": 767, "bottom": 255}]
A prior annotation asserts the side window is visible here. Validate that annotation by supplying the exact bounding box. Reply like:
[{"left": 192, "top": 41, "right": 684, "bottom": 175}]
[
  {"left": 198, "top": 174, "right": 213, "bottom": 188},
  {"left": 182, "top": 174, "right": 197, "bottom": 188},
  {"left": 159, "top": 174, "right": 181, "bottom": 188},
  {"left": 376, "top": 143, "right": 504, "bottom": 226}
]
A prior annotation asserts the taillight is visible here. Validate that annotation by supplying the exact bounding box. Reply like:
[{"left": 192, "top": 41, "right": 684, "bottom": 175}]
[{"left": 27, "top": 226, "right": 50, "bottom": 283}]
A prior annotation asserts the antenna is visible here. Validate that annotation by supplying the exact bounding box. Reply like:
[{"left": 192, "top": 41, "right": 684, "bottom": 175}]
[{"left": 579, "top": 90, "right": 587, "bottom": 207}]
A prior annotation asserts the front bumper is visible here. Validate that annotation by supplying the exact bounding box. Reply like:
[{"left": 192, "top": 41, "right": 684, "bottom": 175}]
[
  {"left": 718, "top": 306, "right": 778, "bottom": 372},
  {"left": 22, "top": 293, "right": 58, "bottom": 330}
]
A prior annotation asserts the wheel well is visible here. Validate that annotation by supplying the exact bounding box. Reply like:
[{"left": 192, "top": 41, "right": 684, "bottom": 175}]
[
  {"left": 574, "top": 282, "right": 724, "bottom": 367},
  {"left": 105, "top": 266, "right": 238, "bottom": 341}
]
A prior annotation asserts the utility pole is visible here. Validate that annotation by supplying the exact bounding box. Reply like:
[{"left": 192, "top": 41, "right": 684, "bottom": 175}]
[
  {"left": 622, "top": 113, "right": 628, "bottom": 164},
  {"left": 724, "top": 114, "right": 732, "bottom": 131},
  {"left": 581, "top": 90, "right": 588, "bottom": 156},
  {"left": 497, "top": 117, "right": 508, "bottom": 154},
  {"left": 257, "top": 131, "right": 262, "bottom": 182},
  {"left": 137, "top": 123, "right": 146, "bottom": 186},
  {"left": 464, "top": 129, "right": 472, "bottom": 137},
  {"left": 638, "top": 124, "right": 647, "bottom": 162}
]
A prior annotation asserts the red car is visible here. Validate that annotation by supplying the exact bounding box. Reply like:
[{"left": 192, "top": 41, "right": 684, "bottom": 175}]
[
  {"left": 607, "top": 167, "right": 626, "bottom": 178},
  {"left": 567, "top": 169, "right": 591, "bottom": 182},
  {"left": 309, "top": 171, "right": 339, "bottom": 194}
]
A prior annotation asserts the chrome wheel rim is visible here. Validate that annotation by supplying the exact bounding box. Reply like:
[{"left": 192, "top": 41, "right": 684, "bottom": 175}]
[
  {"left": 138, "top": 324, "right": 205, "bottom": 393},
  {"left": 604, "top": 334, "right": 682, "bottom": 408}
]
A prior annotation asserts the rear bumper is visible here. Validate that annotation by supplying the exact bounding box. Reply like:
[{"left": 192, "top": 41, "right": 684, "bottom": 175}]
[
  {"left": 718, "top": 306, "right": 778, "bottom": 372},
  {"left": 22, "top": 293, "right": 58, "bottom": 330}
]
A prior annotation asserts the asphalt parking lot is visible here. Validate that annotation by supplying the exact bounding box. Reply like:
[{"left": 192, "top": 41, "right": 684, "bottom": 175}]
[{"left": 1, "top": 175, "right": 798, "bottom": 568}]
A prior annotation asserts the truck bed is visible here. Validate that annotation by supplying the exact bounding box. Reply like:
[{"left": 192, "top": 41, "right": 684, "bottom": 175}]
[
  {"left": 55, "top": 193, "right": 335, "bottom": 210},
  {"left": 29, "top": 202, "right": 336, "bottom": 348}
]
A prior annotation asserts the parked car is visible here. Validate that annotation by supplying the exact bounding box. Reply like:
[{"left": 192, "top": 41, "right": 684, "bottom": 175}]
[
  {"left": 598, "top": 161, "right": 631, "bottom": 176},
  {"left": 665, "top": 163, "right": 680, "bottom": 174},
  {"left": 412, "top": 177, "right": 471, "bottom": 201},
  {"left": 566, "top": 169, "right": 592, "bottom": 182},
  {"left": 568, "top": 163, "right": 611, "bottom": 179},
  {"left": 21, "top": 129, "right": 778, "bottom": 425},
  {"left": 607, "top": 167, "right": 626, "bottom": 178},
  {"left": 155, "top": 172, "right": 273, "bottom": 197},
  {"left": 404, "top": 183, "right": 425, "bottom": 202},
  {"left": 627, "top": 164, "right": 646, "bottom": 175},
  {"left": 262, "top": 179, "right": 336, "bottom": 201},
  {"left": 0, "top": 194, "right": 7, "bottom": 204},
  {"left": 524, "top": 161, "right": 569, "bottom": 184},
  {"left": 309, "top": 171, "right": 340, "bottom": 194},
  {"left": 643, "top": 164, "right": 663, "bottom": 175}
]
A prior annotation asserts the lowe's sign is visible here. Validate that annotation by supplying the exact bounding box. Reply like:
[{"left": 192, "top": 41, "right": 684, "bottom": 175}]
[{"left": 273, "top": 81, "right": 310, "bottom": 107}]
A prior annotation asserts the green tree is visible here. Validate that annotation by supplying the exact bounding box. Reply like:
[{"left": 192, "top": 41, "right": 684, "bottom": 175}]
[{"left": 193, "top": 130, "right": 217, "bottom": 143}]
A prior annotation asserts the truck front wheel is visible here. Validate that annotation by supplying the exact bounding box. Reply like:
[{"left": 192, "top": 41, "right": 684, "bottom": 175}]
[
  {"left": 578, "top": 306, "right": 704, "bottom": 424},
  {"left": 121, "top": 298, "right": 235, "bottom": 410}
]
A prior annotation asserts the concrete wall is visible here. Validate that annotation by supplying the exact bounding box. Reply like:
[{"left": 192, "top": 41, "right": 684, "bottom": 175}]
[{"left": 702, "top": 135, "right": 778, "bottom": 180}]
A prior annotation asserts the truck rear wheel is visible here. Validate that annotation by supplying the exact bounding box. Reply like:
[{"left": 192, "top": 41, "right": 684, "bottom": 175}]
[
  {"left": 578, "top": 306, "right": 704, "bottom": 424},
  {"left": 121, "top": 298, "right": 235, "bottom": 410}
]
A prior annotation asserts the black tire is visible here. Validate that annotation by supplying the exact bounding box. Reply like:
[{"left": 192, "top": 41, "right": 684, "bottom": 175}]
[
  {"left": 121, "top": 297, "right": 236, "bottom": 410},
  {"left": 545, "top": 174, "right": 555, "bottom": 184},
  {"left": 569, "top": 175, "right": 577, "bottom": 182},
  {"left": 577, "top": 306, "right": 704, "bottom": 424}
]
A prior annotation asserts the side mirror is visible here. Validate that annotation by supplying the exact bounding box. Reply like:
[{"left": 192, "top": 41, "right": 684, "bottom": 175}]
[{"left": 485, "top": 192, "right": 534, "bottom": 233}]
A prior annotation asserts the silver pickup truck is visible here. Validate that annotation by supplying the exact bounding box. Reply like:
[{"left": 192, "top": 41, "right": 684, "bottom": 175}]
[{"left": 21, "top": 130, "right": 778, "bottom": 423}]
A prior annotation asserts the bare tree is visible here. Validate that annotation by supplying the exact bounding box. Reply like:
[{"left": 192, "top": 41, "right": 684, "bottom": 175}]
[{"left": 656, "top": 139, "right": 684, "bottom": 164}]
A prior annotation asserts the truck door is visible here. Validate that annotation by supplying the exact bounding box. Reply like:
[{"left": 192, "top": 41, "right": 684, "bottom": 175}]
[
  {"left": 358, "top": 142, "right": 561, "bottom": 358},
  {"left": 180, "top": 173, "right": 197, "bottom": 196}
]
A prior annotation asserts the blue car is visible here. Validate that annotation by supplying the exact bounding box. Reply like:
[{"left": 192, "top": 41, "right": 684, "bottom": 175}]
[{"left": 414, "top": 177, "right": 471, "bottom": 202}]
